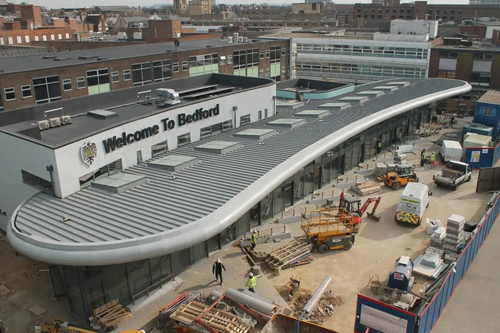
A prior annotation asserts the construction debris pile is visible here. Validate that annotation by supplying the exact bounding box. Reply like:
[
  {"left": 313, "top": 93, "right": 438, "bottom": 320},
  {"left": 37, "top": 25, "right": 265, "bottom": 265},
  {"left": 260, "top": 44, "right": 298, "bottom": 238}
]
[
  {"left": 265, "top": 239, "right": 313, "bottom": 273},
  {"left": 351, "top": 179, "right": 381, "bottom": 196},
  {"left": 292, "top": 291, "right": 344, "bottom": 325}
]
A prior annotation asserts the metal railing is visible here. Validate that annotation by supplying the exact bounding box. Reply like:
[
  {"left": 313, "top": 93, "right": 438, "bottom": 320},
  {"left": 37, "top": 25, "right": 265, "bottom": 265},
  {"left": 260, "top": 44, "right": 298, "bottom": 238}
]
[{"left": 131, "top": 273, "right": 175, "bottom": 305}]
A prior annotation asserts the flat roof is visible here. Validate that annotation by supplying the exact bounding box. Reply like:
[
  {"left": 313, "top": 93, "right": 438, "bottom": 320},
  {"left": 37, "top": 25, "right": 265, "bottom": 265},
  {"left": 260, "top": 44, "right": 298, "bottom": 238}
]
[
  {"left": 7, "top": 77, "right": 471, "bottom": 265},
  {"left": 478, "top": 90, "right": 500, "bottom": 105},
  {"left": 0, "top": 74, "right": 274, "bottom": 148},
  {"left": 0, "top": 38, "right": 255, "bottom": 74}
]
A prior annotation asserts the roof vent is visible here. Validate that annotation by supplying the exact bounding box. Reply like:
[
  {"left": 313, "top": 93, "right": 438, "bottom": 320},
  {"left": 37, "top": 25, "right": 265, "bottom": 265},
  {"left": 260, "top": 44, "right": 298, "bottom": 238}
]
[
  {"left": 295, "top": 110, "right": 331, "bottom": 119},
  {"left": 79, "top": 55, "right": 99, "bottom": 60},
  {"left": 156, "top": 88, "right": 181, "bottom": 106},
  {"left": 234, "top": 129, "right": 277, "bottom": 140},
  {"left": 97, "top": 57, "right": 108, "bottom": 61},
  {"left": 54, "top": 57, "right": 71, "bottom": 61},
  {"left": 195, "top": 140, "right": 241, "bottom": 155},
  {"left": 318, "top": 102, "right": 351, "bottom": 111},
  {"left": 267, "top": 118, "right": 306, "bottom": 129},
  {"left": 91, "top": 172, "right": 147, "bottom": 194},
  {"left": 88, "top": 109, "right": 118, "bottom": 119},
  {"left": 43, "top": 55, "right": 57, "bottom": 59},
  {"left": 148, "top": 155, "right": 200, "bottom": 172}
]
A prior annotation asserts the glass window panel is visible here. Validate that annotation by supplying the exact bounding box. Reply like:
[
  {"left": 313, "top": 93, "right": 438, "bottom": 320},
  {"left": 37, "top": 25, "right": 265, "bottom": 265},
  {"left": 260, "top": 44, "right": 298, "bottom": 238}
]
[
  {"left": 171, "top": 248, "right": 191, "bottom": 274},
  {"left": 127, "top": 259, "right": 151, "bottom": 296},
  {"left": 150, "top": 255, "right": 172, "bottom": 284},
  {"left": 101, "top": 264, "right": 129, "bottom": 304},
  {"left": 191, "top": 242, "right": 207, "bottom": 264}
]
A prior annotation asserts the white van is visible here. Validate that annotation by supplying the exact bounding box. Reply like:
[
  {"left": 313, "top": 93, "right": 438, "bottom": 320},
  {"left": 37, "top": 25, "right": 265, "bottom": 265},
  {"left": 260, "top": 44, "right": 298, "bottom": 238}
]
[
  {"left": 395, "top": 183, "right": 432, "bottom": 226},
  {"left": 440, "top": 140, "right": 462, "bottom": 163}
]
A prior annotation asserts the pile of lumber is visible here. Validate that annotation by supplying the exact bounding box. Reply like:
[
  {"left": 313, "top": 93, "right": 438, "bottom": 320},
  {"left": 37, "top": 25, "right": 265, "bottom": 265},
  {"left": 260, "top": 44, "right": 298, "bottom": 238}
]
[
  {"left": 265, "top": 239, "right": 313, "bottom": 273},
  {"left": 93, "top": 299, "right": 131, "bottom": 329},
  {"left": 351, "top": 180, "right": 381, "bottom": 196},
  {"left": 169, "top": 300, "right": 251, "bottom": 333}
]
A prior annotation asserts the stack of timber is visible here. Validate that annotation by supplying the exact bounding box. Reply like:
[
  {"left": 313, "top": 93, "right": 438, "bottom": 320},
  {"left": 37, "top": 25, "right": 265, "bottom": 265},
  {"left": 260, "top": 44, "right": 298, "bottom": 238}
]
[
  {"left": 169, "top": 300, "right": 251, "bottom": 333},
  {"left": 351, "top": 179, "right": 381, "bottom": 196},
  {"left": 93, "top": 299, "right": 132, "bottom": 329},
  {"left": 265, "top": 239, "right": 313, "bottom": 273}
]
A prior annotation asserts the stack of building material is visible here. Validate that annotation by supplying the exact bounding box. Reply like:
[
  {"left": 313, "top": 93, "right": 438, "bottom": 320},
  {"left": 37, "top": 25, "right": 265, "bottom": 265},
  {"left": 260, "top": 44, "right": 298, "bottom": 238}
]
[
  {"left": 169, "top": 301, "right": 252, "bottom": 333},
  {"left": 374, "top": 163, "right": 387, "bottom": 178},
  {"left": 93, "top": 299, "right": 132, "bottom": 329},
  {"left": 351, "top": 180, "right": 381, "bottom": 195},
  {"left": 443, "top": 214, "right": 466, "bottom": 264},
  {"left": 430, "top": 227, "right": 446, "bottom": 248},
  {"left": 265, "top": 239, "right": 313, "bottom": 273}
]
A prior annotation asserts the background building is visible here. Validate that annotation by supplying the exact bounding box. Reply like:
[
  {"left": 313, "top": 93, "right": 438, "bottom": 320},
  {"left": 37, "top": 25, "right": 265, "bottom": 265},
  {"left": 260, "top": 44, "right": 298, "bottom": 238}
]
[{"left": 0, "top": 37, "right": 290, "bottom": 113}]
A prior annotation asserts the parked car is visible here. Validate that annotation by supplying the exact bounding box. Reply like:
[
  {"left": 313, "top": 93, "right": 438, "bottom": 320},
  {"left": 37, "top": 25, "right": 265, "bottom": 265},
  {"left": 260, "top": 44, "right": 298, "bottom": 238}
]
[{"left": 433, "top": 161, "right": 472, "bottom": 190}]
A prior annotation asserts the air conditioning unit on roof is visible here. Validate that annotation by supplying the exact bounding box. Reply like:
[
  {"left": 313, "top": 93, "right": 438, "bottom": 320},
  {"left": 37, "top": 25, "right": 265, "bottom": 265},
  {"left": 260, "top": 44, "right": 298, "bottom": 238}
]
[
  {"left": 50, "top": 117, "right": 62, "bottom": 128},
  {"left": 38, "top": 120, "right": 50, "bottom": 131},
  {"left": 61, "top": 115, "right": 72, "bottom": 125}
]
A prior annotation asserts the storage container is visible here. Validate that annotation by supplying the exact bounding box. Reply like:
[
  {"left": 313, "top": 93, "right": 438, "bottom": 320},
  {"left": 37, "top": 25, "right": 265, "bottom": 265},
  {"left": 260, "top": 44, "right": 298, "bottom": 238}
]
[
  {"left": 463, "top": 133, "right": 493, "bottom": 158},
  {"left": 462, "top": 122, "right": 493, "bottom": 141}
]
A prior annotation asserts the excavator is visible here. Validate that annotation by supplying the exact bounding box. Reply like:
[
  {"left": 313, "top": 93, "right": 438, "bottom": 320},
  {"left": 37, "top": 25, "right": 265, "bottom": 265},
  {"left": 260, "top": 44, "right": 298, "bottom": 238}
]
[
  {"left": 35, "top": 320, "right": 144, "bottom": 333},
  {"left": 338, "top": 192, "right": 382, "bottom": 226}
]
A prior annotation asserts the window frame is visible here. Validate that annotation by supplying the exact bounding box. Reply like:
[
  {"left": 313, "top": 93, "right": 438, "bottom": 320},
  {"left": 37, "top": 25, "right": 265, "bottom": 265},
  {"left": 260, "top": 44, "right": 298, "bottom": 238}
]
[
  {"left": 63, "top": 78, "right": 72, "bottom": 91},
  {"left": 4, "top": 87, "right": 15, "bottom": 101},
  {"left": 77, "top": 76, "right": 86, "bottom": 89},
  {"left": 111, "top": 71, "right": 120, "bottom": 83},
  {"left": 123, "top": 69, "right": 132, "bottom": 81},
  {"left": 182, "top": 61, "right": 188, "bottom": 71},
  {"left": 21, "top": 85, "right": 32, "bottom": 98},
  {"left": 172, "top": 62, "right": 179, "bottom": 73}
]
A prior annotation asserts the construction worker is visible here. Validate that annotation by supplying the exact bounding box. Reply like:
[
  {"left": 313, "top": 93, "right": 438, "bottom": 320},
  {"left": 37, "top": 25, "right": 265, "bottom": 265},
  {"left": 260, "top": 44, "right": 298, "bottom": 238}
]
[
  {"left": 430, "top": 151, "right": 436, "bottom": 169},
  {"left": 420, "top": 148, "right": 426, "bottom": 167},
  {"left": 376, "top": 139, "right": 382, "bottom": 154},
  {"left": 247, "top": 272, "right": 257, "bottom": 292},
  {"left": 250, "top": 230, "right": 257, "bottom": 251},
  {"left": 212, "top": 259, "right": 226, "bottom": 285}
]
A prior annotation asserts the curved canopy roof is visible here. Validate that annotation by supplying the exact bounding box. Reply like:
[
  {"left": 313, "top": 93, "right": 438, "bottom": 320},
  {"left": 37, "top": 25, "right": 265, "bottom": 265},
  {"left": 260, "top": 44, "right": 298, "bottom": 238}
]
[{"left": 7, "top": 78, "right": 471, "bottom": 266}]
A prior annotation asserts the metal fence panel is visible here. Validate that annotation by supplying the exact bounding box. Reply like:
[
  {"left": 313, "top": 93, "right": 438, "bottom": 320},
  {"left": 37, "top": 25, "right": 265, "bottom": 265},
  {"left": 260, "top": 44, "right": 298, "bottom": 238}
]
[{"left": 355, "top": 294, "right": 417, "bottom": 333}]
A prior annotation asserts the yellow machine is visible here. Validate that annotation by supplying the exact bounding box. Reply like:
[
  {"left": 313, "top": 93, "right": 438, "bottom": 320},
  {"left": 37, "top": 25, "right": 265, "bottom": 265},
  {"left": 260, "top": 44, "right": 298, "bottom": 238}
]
[
  {"left": 301, "top": 206, "right": 356, "bottom": 254},
  {"left": 382, "top": 165, "right": 419, "bottom": 190}
]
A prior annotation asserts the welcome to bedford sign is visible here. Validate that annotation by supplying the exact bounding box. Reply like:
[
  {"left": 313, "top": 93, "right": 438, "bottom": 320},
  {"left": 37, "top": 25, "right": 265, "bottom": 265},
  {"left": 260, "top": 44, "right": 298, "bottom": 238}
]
[{"left": 103, "top": 104, "right": 220, "bottom": 154}]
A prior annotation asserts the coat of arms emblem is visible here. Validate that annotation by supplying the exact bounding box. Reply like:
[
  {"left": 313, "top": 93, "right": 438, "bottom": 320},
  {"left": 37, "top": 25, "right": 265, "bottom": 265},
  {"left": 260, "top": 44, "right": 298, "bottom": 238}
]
[{"left": 80, "top": 141, "right": 97, "bottom": 166}]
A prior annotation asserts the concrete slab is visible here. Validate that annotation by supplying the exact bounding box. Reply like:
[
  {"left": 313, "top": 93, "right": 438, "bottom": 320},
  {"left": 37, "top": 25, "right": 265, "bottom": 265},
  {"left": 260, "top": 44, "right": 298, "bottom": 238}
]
[
  {"left": 0, "top": 285, "right": 10, "bottom": 296},
  {"left": 29, "top": 305, "right": 46, "bottom": 316}
]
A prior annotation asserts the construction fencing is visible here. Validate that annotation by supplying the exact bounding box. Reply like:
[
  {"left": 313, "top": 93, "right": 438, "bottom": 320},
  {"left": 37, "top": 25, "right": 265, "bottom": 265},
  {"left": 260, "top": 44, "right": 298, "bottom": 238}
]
[{"left": 354, "top": 192, "right": 500, "bottom": 333}]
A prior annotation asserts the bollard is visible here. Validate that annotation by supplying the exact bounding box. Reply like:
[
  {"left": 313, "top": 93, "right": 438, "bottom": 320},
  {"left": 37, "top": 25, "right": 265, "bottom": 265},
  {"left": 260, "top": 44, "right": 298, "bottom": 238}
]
[
  {"left": 293, "top": 209, "right": 295, "bottom": 216},
  {"left": 331, "top": 190, "right": 334, "bottom": 197},
  {"left": 322, "top": 192, "right": 324, "bottom": 198},
  {"left": 281, "top": 211, "right": 284, "bottom": 218}
]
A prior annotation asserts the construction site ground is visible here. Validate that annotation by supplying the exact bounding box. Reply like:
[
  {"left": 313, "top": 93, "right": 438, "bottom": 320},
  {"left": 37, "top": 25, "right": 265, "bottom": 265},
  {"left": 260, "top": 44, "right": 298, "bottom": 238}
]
[{"left": 0, "top": 116, "right": 493, "bottom": 333}]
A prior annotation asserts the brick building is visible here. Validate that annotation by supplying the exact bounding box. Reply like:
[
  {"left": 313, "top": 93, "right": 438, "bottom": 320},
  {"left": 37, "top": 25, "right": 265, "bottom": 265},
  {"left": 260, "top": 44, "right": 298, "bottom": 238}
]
[
  {"left": 354, "top": 0, "right": 500, "bottom": 23},
  {"left": 429, "top": 38, "right": 500, "bottom": 93},
  {"left": 0, "top": 38, "right": 290, "bottom": 113}
]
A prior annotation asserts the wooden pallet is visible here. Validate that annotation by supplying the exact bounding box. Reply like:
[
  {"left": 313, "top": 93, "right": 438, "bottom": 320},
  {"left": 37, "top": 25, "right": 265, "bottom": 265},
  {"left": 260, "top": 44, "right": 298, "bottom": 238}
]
[
  {"left": 93, "top": 299, "right": 132, "bottom": 329},
  {"left": 281, "top": 254, "right": 314, "bottom": 270},
  {"left": 351, "top": 180, "right": 381, "bottom": 196},
  {"left": 265, "top": 239, "right": 313, "bottom": 272},
  {"left": 170, "top": 301, "right": 251, "bottom": 333}
]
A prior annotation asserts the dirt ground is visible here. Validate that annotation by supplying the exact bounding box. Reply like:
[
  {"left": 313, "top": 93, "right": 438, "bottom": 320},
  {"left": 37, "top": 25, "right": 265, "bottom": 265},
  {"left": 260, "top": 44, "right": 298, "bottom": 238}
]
[
  {"left": 0, "top": 232, "right": 69, "bottom": 333},
  {"left": 265, "top": 119, "right": 492, "bottom": 333}
]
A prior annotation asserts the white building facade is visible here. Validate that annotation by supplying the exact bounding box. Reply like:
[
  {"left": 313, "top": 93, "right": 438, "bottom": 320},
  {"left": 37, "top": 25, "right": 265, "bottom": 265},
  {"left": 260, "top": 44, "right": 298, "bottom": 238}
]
[
  {"left": 294, "top": 36, "right": 431, "bottom": 83},
  {"left": 0, "top": 83, "right": 276, "bottom": 231}
]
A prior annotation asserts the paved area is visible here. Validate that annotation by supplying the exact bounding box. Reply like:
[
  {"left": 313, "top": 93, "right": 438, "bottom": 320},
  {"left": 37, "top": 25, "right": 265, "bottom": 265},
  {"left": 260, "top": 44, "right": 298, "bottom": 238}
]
[
  {"left": 432, "top": 215, "right": 500, "bottom": 333},
  {"left": 116, "top": 245, "right": 291, "bottom": 331}
]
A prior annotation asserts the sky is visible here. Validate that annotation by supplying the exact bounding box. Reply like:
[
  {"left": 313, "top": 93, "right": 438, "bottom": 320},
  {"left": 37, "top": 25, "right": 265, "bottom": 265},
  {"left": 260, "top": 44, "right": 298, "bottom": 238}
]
[{"left": 36, "top": 0, "right": 469, "bottom": 10}]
